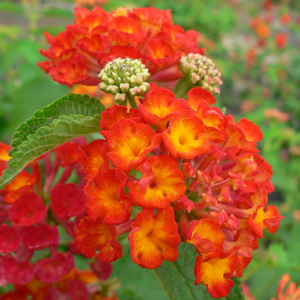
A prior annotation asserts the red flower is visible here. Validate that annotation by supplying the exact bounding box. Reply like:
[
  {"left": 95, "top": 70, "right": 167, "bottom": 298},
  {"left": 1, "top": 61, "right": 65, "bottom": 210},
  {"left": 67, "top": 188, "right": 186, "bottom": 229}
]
[
  {"left": 22, "top": 224, "right": 59, "bottom": 250},
  {"left": 35, "top": 252, "right": 75, "bottom": 283},
  {"left": 276, "top": 33, "right": 288, "bottom": 48},
  {"left": 52, "top": 183, "right": 86, "bottom": 220},
  {"left": 281, "top": 14, "right": 292, "bottom": 24},
  {"left": 0, "top": 224, "right": 20, "bottom": 253},
  {"left": 9, "top": 192, "right": 48, "bottom": 226},
  {"left": 0, "top": 255, "right": 35, "bottom": 285},
  {"left": 55, "top": 137, "right": 87, "bottom": 166},
  {"left": 76, "top": 216, "right": 123, "bottom": 262}
]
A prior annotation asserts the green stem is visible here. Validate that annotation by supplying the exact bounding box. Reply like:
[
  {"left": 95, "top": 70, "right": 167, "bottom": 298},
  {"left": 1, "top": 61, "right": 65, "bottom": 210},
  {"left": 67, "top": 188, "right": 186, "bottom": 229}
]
[
  {"left": 173, "top": 78, "right": 192, "bottom": 99},
  {"left": 126, "top": 93, "right": 138, "bottom": 109}
]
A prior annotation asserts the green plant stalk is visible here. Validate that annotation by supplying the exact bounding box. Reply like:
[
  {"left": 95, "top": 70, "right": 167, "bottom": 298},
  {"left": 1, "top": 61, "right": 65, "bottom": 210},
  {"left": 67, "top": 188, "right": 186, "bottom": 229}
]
[
  {"left": 173, "top": 77, "right": 192, "bottom": 98},
  {"left": 127, "top": 93, "right": 138, "bottom": 109}
]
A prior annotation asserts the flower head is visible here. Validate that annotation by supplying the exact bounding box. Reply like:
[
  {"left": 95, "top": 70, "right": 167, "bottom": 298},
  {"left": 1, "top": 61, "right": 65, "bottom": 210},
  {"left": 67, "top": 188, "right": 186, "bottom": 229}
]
[
  {"left": 180, "top": 54, "right": 223, "bottom": 94},
  {"left": 129, "top": 207, "right": 181, "bottom": 269},
  {"left": 99, "top": 58, "right": 150, "bottom": 101},
  {"left": 38, "top": 6, "right": 205, "bottom": 87},
  {"left": 72, "top": 83, "right": 283, "bottom": 298}
]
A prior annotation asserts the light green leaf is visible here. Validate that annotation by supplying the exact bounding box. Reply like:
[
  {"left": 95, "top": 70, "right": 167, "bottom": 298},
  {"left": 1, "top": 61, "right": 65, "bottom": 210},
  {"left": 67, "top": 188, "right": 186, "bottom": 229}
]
[
  {"left": 155, "top": 243, "right": 244, "bottom": 300},
  {"left": 0, "top": 93, "right": 105, "bottom": 188}
]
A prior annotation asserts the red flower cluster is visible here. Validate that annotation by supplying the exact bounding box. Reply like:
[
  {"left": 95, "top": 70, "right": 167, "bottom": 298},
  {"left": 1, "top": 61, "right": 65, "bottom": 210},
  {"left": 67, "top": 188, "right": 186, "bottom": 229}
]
[
  {"left": 0, "top": 140, "right": 118, "bottom": 298},
  {"left": 74, "top": 83, "right": 283, "bottom": 298},
  {"left": 38, "top": 6, "right": 204, "bottom": 87},
  {"left": 0, "top": 267, "right": 118, "bottom": 300}
]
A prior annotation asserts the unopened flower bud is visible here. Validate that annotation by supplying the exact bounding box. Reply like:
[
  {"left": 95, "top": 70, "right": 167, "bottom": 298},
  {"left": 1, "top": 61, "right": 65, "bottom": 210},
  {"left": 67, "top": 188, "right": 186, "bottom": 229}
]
[
  {"left": 180, "top": 54, "right": 223, "bottom": 94},
  {"left": 99, "top": 58, "right": 151, "bottom": 100}
]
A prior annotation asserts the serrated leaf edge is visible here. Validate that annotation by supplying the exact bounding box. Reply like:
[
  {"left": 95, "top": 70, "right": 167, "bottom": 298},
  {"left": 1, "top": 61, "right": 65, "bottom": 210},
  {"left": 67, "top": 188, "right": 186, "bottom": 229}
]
[{"left": 0, "top": 113, "right": 101, "bottom": 188}]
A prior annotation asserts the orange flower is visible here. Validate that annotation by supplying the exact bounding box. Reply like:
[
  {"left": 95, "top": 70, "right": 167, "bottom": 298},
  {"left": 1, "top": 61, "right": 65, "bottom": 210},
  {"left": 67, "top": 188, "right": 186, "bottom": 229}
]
[
  {"left": 128, "top": 155, "right": 186, "bottom": 209},
  {"left": 224, "top": 118, "right": 263, "bottom": 152},
  {"left": 0, "top": 141, "right": 11, "bottom": 162},
  {"left": 109, "top": 16, "right": 144, "bottom": 46},
  {"left": 129, "top": 207, "right": 181, "bottom": 268},
  {"left": 105, "top": 119, "right": 161, "bottom": 172},
  {"left": 100, "top": 104, "right": 142, "bottom": 131},
  {"left": 187, "top": 88, "right": 225, "bottom": 142},
  {"left": 139, "top": 82, "right": 187, "bottom": 131},
  {"left": 187, "top": 87, "right": 216, "bottom": 111},
  {"left": 5, "top": 171, "right": 36, "bottom": 204},
  {"left": 79, "top": 139, "right": 109, "bottom": 179},
  {"left": 161, "top": 114, "right": 211, "bottom": 159},
  {"left": 247, "top": 205, "right": 283, "bottom": 238},
  {"left": 186, "top": 219, "right": 225, "bottom": 261},
  {"left": 256, "top": 22, "right": 271, "bottom": 39},
  {"left": 85, "top": 169, "right": 132, "bottom": 224},
  {"left": 194, "top": 252, "right": 237, "bottom": 298}
]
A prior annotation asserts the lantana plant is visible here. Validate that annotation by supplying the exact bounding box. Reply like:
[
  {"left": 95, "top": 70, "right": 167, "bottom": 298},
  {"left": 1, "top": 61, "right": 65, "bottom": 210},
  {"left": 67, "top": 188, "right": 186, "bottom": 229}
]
[{"left": 0, "top": 6, "right": 284, "bottom": 300}]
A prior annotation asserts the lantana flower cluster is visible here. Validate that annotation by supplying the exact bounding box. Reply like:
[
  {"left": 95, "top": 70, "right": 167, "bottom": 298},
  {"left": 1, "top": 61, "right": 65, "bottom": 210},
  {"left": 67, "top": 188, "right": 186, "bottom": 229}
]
[
  {"left": 38, "top": 6, "right": 204, "bottom": 87},
  {"left": 0, "top": 140, "right": 119, "bottom": 299},
  {"left": 73, "top": 80, "right": 282, "bottom": 298}
]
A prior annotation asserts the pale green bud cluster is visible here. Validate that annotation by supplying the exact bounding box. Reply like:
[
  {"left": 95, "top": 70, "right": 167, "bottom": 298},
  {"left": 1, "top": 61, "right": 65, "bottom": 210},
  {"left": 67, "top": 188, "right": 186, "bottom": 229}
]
[
  {"left": 180, "top": 54, "right": 223, "bottom": 94},
  {"left": 99, "top": 58, "right": 150, "bottom": 101}
]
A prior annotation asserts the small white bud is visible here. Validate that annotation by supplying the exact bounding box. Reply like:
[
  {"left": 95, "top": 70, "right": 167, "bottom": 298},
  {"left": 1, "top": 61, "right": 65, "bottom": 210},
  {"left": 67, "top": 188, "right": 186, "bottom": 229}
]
[{"left": 179, "top": 54, "right": 223, "bottom": 94}]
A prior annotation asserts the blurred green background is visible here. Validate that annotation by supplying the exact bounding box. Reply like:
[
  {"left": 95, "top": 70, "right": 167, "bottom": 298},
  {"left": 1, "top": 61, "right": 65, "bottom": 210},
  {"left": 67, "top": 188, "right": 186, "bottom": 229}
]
[{"left": 0, "top": 0, "right": 300, "bottom": 299}]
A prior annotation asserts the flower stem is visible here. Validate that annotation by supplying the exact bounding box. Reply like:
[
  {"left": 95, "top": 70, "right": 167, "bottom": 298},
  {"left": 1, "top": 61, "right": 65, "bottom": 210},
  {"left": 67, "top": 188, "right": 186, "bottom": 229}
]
[
  {"left": 126, "top": 94, "right": 138, "bottom": 109},
  {"left": 173, "top": 78, "right": 192, "bottom": 99}
]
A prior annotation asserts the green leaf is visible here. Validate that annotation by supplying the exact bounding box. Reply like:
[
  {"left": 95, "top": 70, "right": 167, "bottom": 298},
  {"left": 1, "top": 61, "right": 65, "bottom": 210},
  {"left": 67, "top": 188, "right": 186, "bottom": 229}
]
[
  {"left": 155, "top": 243, "right": 245, "bottom": 300},
  {"left": 0, "top": 93, "right": 105, "bottom": 189},
  {"left": 113, "top": 244, "right": 167, "bottom": 300}
]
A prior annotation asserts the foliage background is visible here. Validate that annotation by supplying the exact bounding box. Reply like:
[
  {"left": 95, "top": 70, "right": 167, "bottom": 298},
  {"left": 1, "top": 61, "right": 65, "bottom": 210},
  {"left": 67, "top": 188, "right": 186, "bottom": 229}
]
[{"left": 0, "top": 0, "right": 299, "bottom": 299}]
